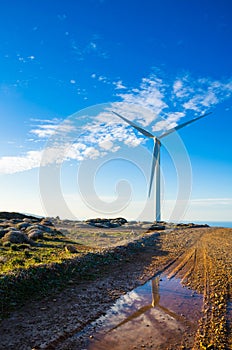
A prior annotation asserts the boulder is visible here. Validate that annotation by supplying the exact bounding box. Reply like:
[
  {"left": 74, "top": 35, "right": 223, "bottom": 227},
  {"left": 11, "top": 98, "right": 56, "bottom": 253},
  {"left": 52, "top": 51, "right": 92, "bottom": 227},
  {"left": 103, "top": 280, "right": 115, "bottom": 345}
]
[
  {"left": 0, "top": 223, "right": 11, "bottom": 229},
  {"left": 0, "top": 229, "right": 6, "bottom": 239},
  {"left": 86, "top": 217, "right": 127, "bottom": 228},
  {"left": 16, "top": 222, "right": 31, "bottom": 230},
  {"left": 111, "top": 217, "right": 127, "bottom": 225},
  {"left": 27, "top": 230, "right": 44, "bottom": 240},
  {"left": 26, "top": 224, "right": 60, "bottom": 236},
  {"left": 110, "top": 222, "right": 121, "bottom": 228},
  {"left": 65, "top": 245, "right": 78, "bottom": 253},
  {"left": 2, "top": 231, "right": 29, "bottom": 244},
  {"left": 40, "top": 218, "right": 54, "bottom": 226},
  {"left": 4, "top": 227, "right": 19, "bottom": 232},
  {"left": 40, "top": 225, "right": 57, "bottom": 235},
  {"left": 146, "top": 224, "right": 166, "bottom": 231}
]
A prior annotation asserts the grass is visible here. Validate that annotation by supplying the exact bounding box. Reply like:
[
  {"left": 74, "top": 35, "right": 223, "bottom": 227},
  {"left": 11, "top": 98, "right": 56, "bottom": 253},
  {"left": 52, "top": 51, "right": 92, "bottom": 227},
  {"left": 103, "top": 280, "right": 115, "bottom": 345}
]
[
  {"left": 66, "top": 228, "right": 142, "bottom": 248},
  {"left": 0, "top": 233, "right": 99, "bottom": 317},
  {"left": 0, "top": 235, "right": 91, "bottom": 275},
  {"left": 0, "top": 228, "right": 140, "bottom": 277}
]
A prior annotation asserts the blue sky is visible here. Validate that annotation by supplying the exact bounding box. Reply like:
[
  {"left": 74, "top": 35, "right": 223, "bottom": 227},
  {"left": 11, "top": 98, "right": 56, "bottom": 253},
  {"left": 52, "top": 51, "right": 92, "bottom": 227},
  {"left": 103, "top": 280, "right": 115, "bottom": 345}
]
[{"left": 0, "top": 0, "right": 232, "bottom": 221}]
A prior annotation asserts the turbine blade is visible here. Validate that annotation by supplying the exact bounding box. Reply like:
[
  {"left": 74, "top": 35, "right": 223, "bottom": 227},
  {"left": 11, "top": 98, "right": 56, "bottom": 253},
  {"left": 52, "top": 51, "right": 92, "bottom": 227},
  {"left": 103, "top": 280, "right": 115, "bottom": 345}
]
[
  {"left": 159, "top": 112, "right": 212, "bottom": 139},
  {"left": 148, "top": 141, "right": 159, "bottom": 197},
  {"left": 112, "top": 111, "right": 154, "bottom": 139}
]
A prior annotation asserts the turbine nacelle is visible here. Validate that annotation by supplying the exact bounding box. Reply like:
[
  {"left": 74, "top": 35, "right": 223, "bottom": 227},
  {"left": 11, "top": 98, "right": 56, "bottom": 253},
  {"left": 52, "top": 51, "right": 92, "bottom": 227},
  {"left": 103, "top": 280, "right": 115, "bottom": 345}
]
[{"left": 153, "top": 137, "right": 161, "bottom": 145}]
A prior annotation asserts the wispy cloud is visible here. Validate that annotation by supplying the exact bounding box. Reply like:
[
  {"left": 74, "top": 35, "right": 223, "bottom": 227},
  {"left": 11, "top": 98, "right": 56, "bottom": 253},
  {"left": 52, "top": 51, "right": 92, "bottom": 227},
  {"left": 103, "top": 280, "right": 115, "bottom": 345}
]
[
  {"left": 90, "top": 73, "right": 110, "bottom": 84},
  {"left": 152, "top": 112, "right": 185, "bottom": 132},
  {"left": 1, "top": 71, "right": 232, "bottom": 175},
  {"left": 190, "top": 198, "right": 232, "bottom": 206},
  {"left": 81, "top": 116, "right": 144, "bottom": 152},
  {"left": 116, "top": 73, "right": 232, "bottom": 129},
  {"left": 172, "top": 75, "right": 232, "bottom": 112},
  {"left": 113, "top": 80, "right": 127, "bottom": 90},
  {"left": 0, "top": 142, "right": 105, "bottom": 174},
  {"left": 30, "top": 119, "right": 76, "bottom": 139},
  {"left": 0, "top": 151, "right": 42, "bottom": 174},
  {"left": 116, "top": 77, "right": 168, "bottom": 126}
]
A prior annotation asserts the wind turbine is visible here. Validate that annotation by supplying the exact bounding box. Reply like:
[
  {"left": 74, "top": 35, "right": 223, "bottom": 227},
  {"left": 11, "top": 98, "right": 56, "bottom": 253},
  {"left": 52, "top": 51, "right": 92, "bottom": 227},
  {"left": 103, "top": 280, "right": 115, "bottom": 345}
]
[{"left": 112, "top": 110, "right": 211, "bottom": 222}]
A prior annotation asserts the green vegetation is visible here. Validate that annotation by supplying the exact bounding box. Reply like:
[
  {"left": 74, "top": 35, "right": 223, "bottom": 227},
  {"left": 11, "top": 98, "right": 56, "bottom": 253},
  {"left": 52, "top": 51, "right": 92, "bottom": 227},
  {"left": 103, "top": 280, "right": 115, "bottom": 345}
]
[
  {"left": 0, "top": 235, "right": 85, "bottom": 275},
  {"left": 67, "top": 229, "right": 140, "bottom": 247},
  {"left": 0, "top": 234, "right": 98, "bottom": 317}
]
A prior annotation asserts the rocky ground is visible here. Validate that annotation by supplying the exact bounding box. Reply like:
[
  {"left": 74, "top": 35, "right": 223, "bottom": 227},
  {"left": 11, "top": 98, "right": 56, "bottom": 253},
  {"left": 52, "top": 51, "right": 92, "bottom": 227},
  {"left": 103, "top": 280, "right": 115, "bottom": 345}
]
[{"left": 0, "top": 214, "right": 231, "bottom": 349}]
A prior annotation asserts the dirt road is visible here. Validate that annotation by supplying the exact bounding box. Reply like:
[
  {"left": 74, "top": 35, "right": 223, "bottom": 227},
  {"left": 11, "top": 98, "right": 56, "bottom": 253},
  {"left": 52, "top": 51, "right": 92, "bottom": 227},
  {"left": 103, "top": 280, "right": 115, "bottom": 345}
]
[{"left": 0, "top": 227, "right": 231, "bottom": 349}]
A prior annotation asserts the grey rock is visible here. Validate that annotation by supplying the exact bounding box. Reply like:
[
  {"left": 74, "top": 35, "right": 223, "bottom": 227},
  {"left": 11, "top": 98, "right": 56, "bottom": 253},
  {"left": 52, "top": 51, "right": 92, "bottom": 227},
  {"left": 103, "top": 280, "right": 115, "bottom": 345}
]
[
  {"left": 146, "top": 224, "right": 166, "bottom": 231},
  {"left": 5, "top": 227, "right": 19, "bottom": 232},
  {"left": 65, "top": 245, "right": 78, "bottom": 253},
  {"left": 28, "top": 230, "right": 44, "bottom": 240},
  {"left": 0, "top": 229, "right": 6, "bottom": 238},
  {"left": 40, "top": 225, "right": 56, "bottom": 234},
  {"left": 0, "top": 223, "right": 11, "bottom": 229},
  {"left": 26, "top": 224, "right": 60, "bottom": 236},
  {"left": 40, "top": 218, "right": 54, "bottom": 226},
  {"left": 16, "top": 222, "right": 31, "bottom": 230},
  {"left": 2, "top": 231, "right": 29, "bottom": 244},
  {"left": 86, "top": 217, "right": 127, "bottom": 228}
]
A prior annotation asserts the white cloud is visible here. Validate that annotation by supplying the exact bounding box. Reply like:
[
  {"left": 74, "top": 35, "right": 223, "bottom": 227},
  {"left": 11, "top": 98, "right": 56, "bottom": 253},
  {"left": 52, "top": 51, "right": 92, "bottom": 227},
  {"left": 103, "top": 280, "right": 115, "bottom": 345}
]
[
  {"left": 88, "top": 41, "right": 97, "bottom": 50},
  {"left": 171, "top": 75, "right": 232, "bottom": 112},
  {"left": 98, "top": 75, "right": 109, "bottom": 83},
  {"left": 30, "top": 118, "right": 61, "bottom": 124},
  {"left": 0, "top": 142, "right": 104, "bottom": 174},
  {"left": 173, "top": 79, "right": 182, "bottom": 94},
  {"left": 2, "top": 71, "right": 232, "bottom": 175},
  {"left": 0, "top": 150, "right": 42, "bottom": 174},
  {"left": 117, "top": 76, "right": 168, "bottom": 123},
  {"left": 98, "top": 140, "right": 114, "bottom": 150},
  {"left": 124, "top": 135, "right": 143, "bottom": 147},
  {"left": 173, "top": 79, "right": 191, "bottom": 98},
  {"left": 113, "top": 80, "right": 127, "bottom": 90},
  {"left": 115, "top": 73, "right": 232, "bottom": 129},
  {"left": 82, "top": 114, "right": 144, "bottom": 150},
  {"left": 183, "top": 90, "right": 219, "bottom": 112},
  {"left": 31, "top": 124, "right": 58, "bottom": 138},
  {"left": 82, "top": 147, "right": 101, "bottom": 159},
  {"left": 107, "top": 102, "right": 157, "bottom": 127},
  {"left": 30, "top": 119, "right": 76, "bottom": 139},
  {"left": 152, "top": 112, "right": 185, "bottom": 131},
  {"left": 190, "top": 198, "right": 232, "bottom": 206}
]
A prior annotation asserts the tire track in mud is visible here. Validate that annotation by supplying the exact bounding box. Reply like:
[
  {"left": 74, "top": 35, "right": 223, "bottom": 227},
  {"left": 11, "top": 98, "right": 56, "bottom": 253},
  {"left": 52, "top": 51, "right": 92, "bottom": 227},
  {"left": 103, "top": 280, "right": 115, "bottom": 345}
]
[
  {"left": 47, "top": 229, "right": 207, "bottom": 350},
  {"left": 162, "top": 229, "right": 232, "bottom": 350},
  {"left": 33, "top": 230, "right": 202, "bottom": 350},
  {"left": 48, "top": 228, "right": 232, "bottom": 350}
]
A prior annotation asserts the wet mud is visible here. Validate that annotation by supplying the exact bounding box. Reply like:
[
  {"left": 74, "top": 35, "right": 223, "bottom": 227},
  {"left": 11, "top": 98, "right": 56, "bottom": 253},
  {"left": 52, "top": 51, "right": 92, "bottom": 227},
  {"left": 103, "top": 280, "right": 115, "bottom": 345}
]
[{"left": 76, "top": 274, "right": 203, "bottom": 349}]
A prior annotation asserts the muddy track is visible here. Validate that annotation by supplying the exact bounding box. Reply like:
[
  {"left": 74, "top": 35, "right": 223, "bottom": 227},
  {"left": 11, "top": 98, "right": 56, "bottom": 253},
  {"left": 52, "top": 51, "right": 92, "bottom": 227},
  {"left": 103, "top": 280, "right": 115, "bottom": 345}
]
[
  {"left": 164, "top": 229, "right": 232, "bottom": 350},
  {"left": 0, "top": 227, "right": 231, "bottom": 350}
]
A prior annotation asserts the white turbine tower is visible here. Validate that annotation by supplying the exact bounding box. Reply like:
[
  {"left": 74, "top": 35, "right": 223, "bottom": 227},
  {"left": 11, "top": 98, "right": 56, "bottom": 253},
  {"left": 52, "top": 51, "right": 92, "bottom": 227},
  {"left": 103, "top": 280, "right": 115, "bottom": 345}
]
[{"left": 112, "top": 110, "right": 211, "bottom": 222}]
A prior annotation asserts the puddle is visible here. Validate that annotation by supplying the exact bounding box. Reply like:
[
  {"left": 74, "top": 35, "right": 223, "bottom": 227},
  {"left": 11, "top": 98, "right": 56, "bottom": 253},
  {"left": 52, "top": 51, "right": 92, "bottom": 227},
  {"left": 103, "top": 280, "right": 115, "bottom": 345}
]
[{"left": 76, "top": 274, "right": 203, "bottom": 349}]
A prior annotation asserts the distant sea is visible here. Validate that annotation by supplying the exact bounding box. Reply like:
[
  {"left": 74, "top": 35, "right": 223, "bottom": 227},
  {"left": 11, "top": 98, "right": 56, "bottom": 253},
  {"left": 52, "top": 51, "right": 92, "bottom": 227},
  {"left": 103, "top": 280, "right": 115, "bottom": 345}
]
[{"left": 192, "top": 221, "right": 232, "bottom": 228}]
